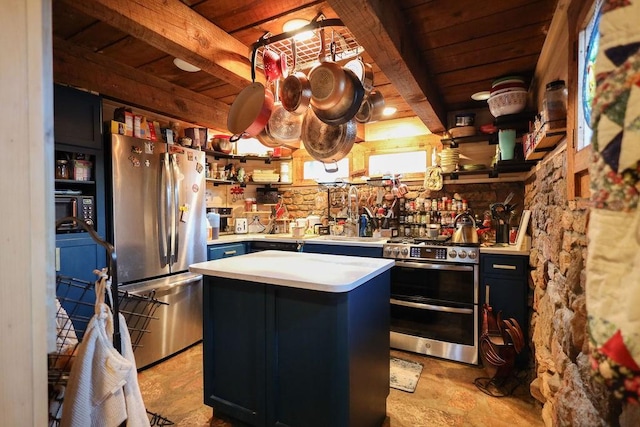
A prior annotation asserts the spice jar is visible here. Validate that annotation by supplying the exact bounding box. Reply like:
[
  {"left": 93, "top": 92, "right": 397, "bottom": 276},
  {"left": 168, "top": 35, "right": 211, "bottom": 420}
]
[
  {"left": 543, "top": 80, "right": 567, "bottom": 123},
  {"left": 244, "top": 197, "right": 255, "bottom": 212},
  {"left": 56, "top": 160, "right": 69, "bottom": 179}
]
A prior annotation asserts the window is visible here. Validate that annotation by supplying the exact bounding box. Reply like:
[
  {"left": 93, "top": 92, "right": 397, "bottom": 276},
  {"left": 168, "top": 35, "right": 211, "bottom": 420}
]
[
  {"left": 577, "top": 0, "right": 602, "bottom": 150},
  {"left": 303, "top": 158, "right": 350, "bottom": 182},
  {"left": 567, "top": 0, "right": 602, "bottom": 199},
  {"left": 368, "top": 151, "right": 427, "bottom": 176}
]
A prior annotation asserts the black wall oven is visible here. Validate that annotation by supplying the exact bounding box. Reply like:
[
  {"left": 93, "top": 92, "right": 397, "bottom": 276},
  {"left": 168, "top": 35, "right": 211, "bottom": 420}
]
[{"left": 384, "top": 241, "right": 480, "bottom": 365}]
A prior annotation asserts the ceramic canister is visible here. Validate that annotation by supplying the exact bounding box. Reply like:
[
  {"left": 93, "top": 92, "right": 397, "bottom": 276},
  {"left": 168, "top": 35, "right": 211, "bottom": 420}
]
[{"left": 498, "top": 129, "right": 516, "bottom": 160}]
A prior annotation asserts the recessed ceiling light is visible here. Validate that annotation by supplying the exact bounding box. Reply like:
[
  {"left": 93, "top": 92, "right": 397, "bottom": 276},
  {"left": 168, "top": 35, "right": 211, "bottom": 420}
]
[
  {"left": 282, "top": 19, "right": 314, "bottom": 41},
  {"left": 382, "top": 106, "right": 397, "bottom": 116},
  {"left": 471, "top": 91, "right": 491, "bottom": 101},
  {"left": 173, "top": 58, "right": 201, "bottom": 73}
]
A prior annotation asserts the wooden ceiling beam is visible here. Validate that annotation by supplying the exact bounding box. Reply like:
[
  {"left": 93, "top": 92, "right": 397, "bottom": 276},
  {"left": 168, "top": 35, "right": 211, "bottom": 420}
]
[
  {"left": 59, "top": 0, "right": 260, "bottom": 89},
  {"left": 53, "top": 37, "right": 229, "bottom": 130},
  {"left": 327, "top": 0, "right": 447, "bottom": 133}
]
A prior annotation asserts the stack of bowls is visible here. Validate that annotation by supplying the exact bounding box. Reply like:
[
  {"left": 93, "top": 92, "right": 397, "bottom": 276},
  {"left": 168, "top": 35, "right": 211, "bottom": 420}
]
[
  {"left": 487, "top": 76, "right": 527, "bottom": 117},
  {"left": 252, "top": 169, "right": 280, "bottom": 183},
  {"left": 439, "top": 147, "right": 460, "bottom": 173}
]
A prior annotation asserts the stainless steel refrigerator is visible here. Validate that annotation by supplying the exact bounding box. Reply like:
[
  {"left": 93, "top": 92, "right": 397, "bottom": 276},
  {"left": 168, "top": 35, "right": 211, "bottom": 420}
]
[{"left": 106, "top": 134, "right": 207, "bottom": 368}]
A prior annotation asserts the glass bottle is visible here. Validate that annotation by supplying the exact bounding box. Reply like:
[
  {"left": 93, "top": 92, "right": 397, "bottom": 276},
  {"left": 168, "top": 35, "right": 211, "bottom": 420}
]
[{"left": 56, "top": 160, "right": 69, "bottom": 179}]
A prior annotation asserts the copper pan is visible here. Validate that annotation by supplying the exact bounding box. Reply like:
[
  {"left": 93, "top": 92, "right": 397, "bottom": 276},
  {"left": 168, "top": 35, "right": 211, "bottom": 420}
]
[
  {"left": 280, "top": 39, "right": 311, "bottom": 115},
  {"left": 308, "top": 28, "right": 349, "bottom": 111},
  {"left": 228, "top": 48, "right": 274, "bottom": 140},
  {"left": 313, "top": 69, "right": 364, "bottom": 126}
]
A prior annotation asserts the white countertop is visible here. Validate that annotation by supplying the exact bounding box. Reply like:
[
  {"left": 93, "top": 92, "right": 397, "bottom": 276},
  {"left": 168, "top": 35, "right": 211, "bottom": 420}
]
[
  {"left": 207, "top": 233, "right": 531, "bottom": 255},
  {"left": 190, "top": 250, "right": 395, "bottom": 293}
]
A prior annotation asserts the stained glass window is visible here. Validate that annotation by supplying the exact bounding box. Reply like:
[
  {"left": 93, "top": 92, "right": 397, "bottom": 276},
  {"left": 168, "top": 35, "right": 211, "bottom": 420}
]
[{"left": 577, "top": 0, "right": 603, "bottom": 150}]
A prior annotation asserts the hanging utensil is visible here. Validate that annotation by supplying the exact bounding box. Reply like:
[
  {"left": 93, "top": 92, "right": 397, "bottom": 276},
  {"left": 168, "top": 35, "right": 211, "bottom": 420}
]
[
  {"left": 301, "top": 107, "right": 357, "bottom": 172},
  {"left": 262, "top": 45, "right": 284, "bottom": 82},
  {"left": 344, "top": 56, "right": 374, "bottom": 97},
  {"left": 280, "top": 38, "right": 312, "bottom": 115},
  {"left": 228, "top": 46, "right": 274, "bottom": 140},
  {"left": 258, "top": 78, "right": 303, "bottom": 148},
  {"left": 308, "top": 27, "right": 349, "bottom": 111},
  {"left": 424, "top": 166, "right": 443, "bottom": 191},
  {"left": 355, "top": 90, "right": 385, "bottom": 123}
]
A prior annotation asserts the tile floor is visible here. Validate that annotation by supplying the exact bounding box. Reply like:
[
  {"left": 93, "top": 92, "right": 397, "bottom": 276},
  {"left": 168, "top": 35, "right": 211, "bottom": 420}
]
[{"left": 137, "top": 343, "right": 543, "bottom": 427}]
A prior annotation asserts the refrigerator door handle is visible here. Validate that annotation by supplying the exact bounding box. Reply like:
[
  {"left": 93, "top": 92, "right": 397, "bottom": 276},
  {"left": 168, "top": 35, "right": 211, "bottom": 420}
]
[
  {"left": 169, "top": 153, "right": 180, "bottom": 265},
  {"left": 159, "top": 152, "right": 171, "bottom": 265}
]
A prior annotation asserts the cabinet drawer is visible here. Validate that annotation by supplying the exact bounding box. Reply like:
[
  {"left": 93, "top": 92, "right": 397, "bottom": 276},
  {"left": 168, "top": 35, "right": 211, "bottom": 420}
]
[
  {"left": 481, "top": 254, "right": 527, "bottom": 277},
  {"left": 208, "top": 243, "right": 246, "bottom": 260}
]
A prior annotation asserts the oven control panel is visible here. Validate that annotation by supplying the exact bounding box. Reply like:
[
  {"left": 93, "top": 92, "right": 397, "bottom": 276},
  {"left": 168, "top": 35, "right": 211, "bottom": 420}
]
[{"left": 383, "top": 244, "right": 478, "bottom": 264}]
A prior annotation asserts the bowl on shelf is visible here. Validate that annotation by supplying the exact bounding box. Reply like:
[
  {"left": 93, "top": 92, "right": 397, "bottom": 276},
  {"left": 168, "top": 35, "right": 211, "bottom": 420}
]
[
  {"left": 487, "top": 90, "right": 527, "bottom": 117},
  {"left": 448, "top": 126, "right": 476, "bottom": 138}
]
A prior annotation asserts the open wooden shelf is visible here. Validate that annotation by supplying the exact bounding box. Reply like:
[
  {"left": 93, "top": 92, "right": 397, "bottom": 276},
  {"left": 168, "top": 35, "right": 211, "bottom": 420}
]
[{"left": 525, "top": 126, "right": 567, "bottom": 161}]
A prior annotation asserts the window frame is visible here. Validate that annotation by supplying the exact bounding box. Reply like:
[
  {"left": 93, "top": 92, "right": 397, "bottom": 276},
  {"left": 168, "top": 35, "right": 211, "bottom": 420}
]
[{"left": 567, "top": 0, "right": 601, "bottom": 200}]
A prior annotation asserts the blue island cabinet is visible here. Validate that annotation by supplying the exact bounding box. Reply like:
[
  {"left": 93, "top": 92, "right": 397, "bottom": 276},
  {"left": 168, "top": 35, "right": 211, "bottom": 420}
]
[
  {"left": 202, "top": 271, "right": 390, "bottom": 427},
  {"left": 303, "top": 243, "right": 383, "bottom": 258}
]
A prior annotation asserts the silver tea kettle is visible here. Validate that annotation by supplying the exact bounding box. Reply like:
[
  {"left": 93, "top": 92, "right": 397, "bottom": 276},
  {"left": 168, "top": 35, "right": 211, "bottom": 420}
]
[{"left": 452, "top": 212, "right": 479, "bottom": 244}]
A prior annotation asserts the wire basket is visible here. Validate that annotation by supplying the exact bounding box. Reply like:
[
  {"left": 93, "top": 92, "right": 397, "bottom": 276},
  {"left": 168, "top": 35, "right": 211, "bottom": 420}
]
[{"left": 48, "top": 274, "right": 169, "bottom": 426}]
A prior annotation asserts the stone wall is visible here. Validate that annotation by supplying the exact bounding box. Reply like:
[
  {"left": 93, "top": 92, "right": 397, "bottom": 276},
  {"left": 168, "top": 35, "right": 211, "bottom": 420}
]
[
  {"left": 524, "top": 149, "right": 636, "bottom": 426},
  {"left": 279, "top": 181, "right": 526, "bottom": 226}
]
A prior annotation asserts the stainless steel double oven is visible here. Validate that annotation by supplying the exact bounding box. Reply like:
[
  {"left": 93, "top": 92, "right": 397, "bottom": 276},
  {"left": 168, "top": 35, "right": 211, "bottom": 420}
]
[{"left": 383, "top": 239, "right": 480, "bottom": 365}]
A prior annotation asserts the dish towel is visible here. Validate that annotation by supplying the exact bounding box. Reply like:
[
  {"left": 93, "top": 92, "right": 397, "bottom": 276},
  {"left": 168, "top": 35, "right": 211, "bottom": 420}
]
[
  {"left": 61, "top": 269, "right": 150, "bottom": 427},
  {"left": 587, "top": 0, "right": 640, "bottom": 404}
]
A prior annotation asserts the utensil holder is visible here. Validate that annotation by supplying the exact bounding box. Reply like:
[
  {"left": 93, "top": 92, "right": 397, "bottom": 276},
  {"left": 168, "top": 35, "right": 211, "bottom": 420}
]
[{"left": 495, "top": 222, "right": 510, "bottom": 245}]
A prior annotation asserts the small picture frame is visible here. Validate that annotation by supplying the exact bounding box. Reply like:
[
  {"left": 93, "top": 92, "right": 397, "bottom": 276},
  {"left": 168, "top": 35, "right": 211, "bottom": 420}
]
[{"left": 515, "top": 210, "right": 531, "bottom": 250}]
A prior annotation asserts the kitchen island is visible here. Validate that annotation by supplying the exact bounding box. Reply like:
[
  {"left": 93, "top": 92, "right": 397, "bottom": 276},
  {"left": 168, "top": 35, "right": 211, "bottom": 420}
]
[{"left": 190, "top": 251, "right": 395, "bottom": 427}]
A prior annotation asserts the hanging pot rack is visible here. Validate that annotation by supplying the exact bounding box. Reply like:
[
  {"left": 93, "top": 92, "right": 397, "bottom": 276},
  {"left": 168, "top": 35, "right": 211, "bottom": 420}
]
[{"left": 250, "top": 14, "right": 364, "bottom": 73}]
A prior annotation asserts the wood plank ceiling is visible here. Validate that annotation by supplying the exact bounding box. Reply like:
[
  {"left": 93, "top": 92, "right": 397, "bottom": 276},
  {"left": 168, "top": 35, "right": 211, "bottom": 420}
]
[{"left": 52, "top": 0, "right": 558, "bottom": 135}]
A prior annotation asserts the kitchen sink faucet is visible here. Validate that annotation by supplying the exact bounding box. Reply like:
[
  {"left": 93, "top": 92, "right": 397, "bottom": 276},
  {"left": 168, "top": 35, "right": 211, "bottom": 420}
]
[{"left": 345, "top": 185, "right": 359, "bottom": 237}]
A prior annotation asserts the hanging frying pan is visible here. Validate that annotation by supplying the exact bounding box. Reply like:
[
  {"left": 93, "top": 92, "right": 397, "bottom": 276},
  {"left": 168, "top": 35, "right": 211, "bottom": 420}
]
[
  {"left": 355, "top": 90, "right": 385, "bottom": 123},
  {"left": 257, "top": 79, "right": 303, "bottom": 148},
  {"left": 301, "top": 107, "right": 356, "bottom": 172},
  {"left": 344, "top": 56, "right": 374, "bottom": 97},
  {"left": 280, "top": 39, "right": 311, "bottom": 115},
  {"left": 228, "top": 47, "right": 274, "bottom": 141},
  {"left": 313, "top": 68, "right": 365, "bottom": 125},
  {"left": 308, "top": 28, "right": 349, "bottom": 111}
]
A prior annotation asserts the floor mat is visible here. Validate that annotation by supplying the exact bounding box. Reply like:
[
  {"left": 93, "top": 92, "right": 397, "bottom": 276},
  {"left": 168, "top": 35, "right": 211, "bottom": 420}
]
[{"left": 390, "top": 357, "right": 424, "bottom": 393}]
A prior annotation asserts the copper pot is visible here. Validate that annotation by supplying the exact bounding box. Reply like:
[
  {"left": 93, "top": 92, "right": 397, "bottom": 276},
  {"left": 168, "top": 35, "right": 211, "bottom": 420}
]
[
  {"left": 227, "top": 82, "right": 274, "bottom": 139},
  {"left": 356, "top": 90, "right": 385, "bottom": 123},
  {"left": 228, "top": 48, "right": 274, "bottom": 139},
  {"left": 280, "top": 39, "right": 311, "bottom": 115},
  {"left": 313, "top": 68, "right": 365, "bottom": 126},
  {"left": 344, "top": 57, "right": 374, "bottom": 97},
  {"left": 308, "top": 28, "right": 349, "bottom": 111}
]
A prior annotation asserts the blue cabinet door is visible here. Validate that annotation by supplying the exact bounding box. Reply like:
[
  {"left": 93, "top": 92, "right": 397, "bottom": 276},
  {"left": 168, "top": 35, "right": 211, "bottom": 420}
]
[
  {"left": 54, "top": 84, "right": 102, "bottom": 149},
  {"left": 55, "top": 235, "right": 107, "bottom": 340},
  {"left": 207, "top": 243, "right": 246, "bottom": 260},
  {"left": 56, "top": 235, "right": 106, "bottom": 282},
  {"left": 480, "top": 254, "right": 529, "bottom": 367},
  {"left": 303, "top": 243, "right": 383, "bottom": 258}
]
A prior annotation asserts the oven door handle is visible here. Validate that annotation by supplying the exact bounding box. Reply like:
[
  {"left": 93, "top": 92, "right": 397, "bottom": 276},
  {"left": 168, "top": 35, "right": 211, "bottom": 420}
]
[
  {"left": 394, "top": 261, "right": 474, "bottom": 272},
  {"left": 390, "top": 298, "right": 474, "bottom": 314}
]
